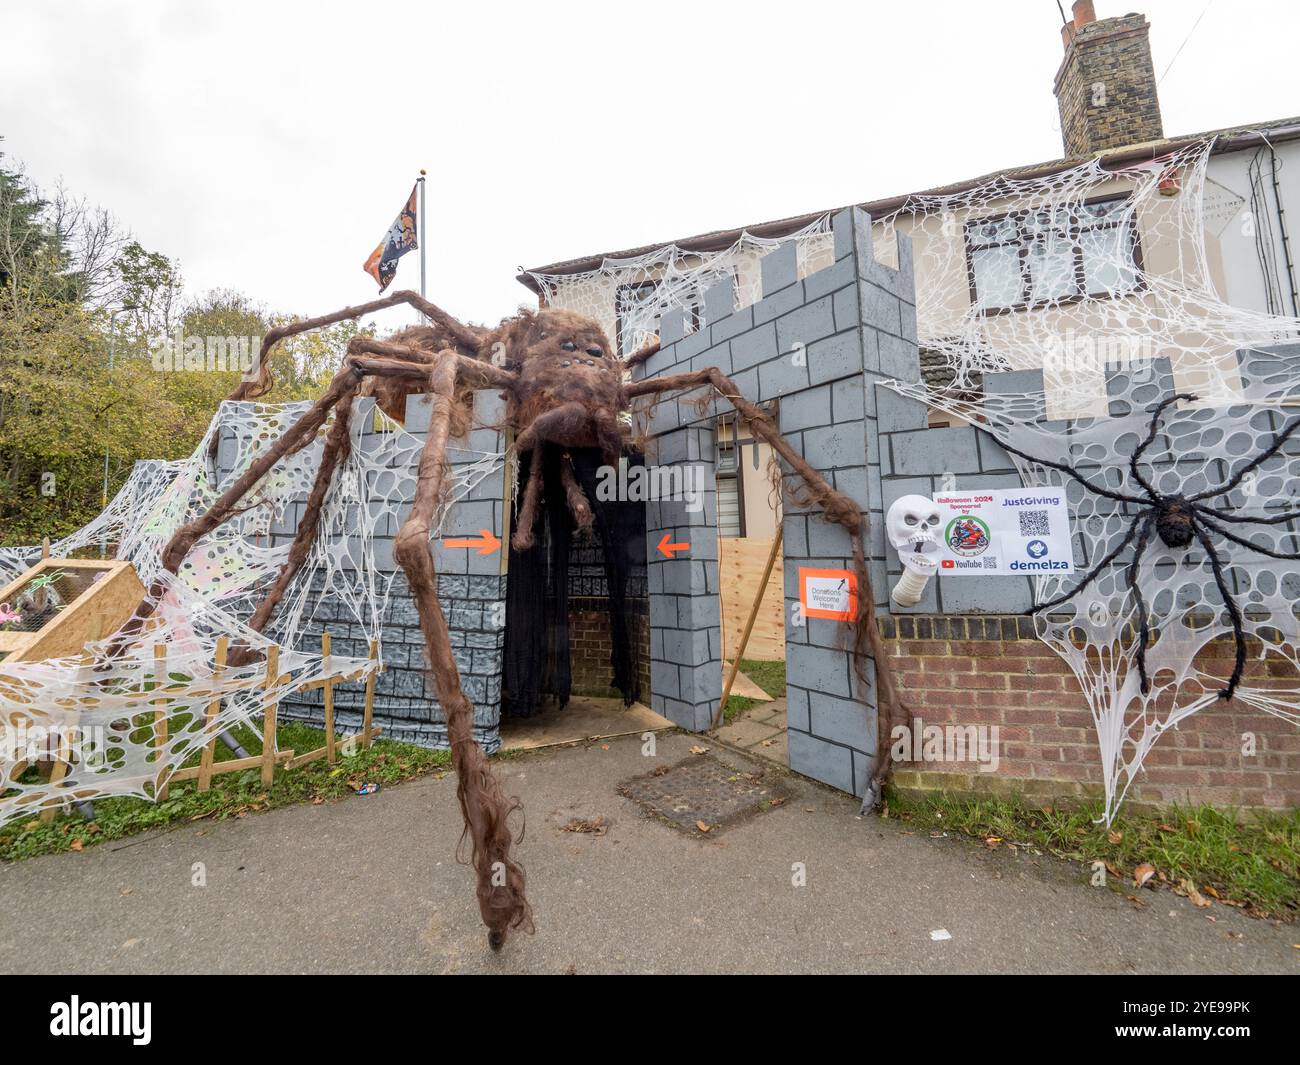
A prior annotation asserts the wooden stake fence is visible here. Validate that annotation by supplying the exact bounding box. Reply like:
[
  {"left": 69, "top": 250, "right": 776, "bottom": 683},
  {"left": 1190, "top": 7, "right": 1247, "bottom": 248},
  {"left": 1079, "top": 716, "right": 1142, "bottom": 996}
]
[{"left": 21, "top": 630, "right": 386, "bottom": 819}]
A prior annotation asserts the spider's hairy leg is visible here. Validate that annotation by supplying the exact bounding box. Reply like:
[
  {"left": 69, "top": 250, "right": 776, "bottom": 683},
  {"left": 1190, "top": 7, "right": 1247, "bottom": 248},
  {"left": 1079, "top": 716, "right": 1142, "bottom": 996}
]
[
  {"left": 1125, "top": 513, "right": 1158, "bottom": 694},
  {"left": 230, "top": 290, "right": 487, "bottom": 402},
  {"left": 1189, "top": 522, "right": 1248, "bottom": 701},
  {"left": 623, "top": 336, "right": 660, "bottom": 369},
  {"left": 513, "top": 401, "right": 590, "bottom": 454},
  {"left": 994, "top": 437, "right": 1147, "bottom": 507},
  {"left": 511, "top": 451, "right": 545, "bottom": 552},
  {"left": 560, "top": 454, "right": 594, "bottom": 535},
  {"left": 164, "top": 363, "right": 360, "bottom": 577},
  {"left": 1192, "top": 502, "right": 1300, "bottom": 526},
  {"left": 394, "top": 349, "right": 532, "bottom": 946},
  {"left": 110, "top": 361, "right": 362, "bottom": 653},
  {"left": 1128, "top": 393, "right": 1197, "bottom": 500},
  {"left": 1196, "top": 512, "right": 1300, "bottom": 560},
  {"left": 1190, "top": 412, "right": 1300, "bottom": 503},
  {"left": 234, "top": 375, "right": 362, "bottom": 663},
  {"left": 1029, "top": 511, "right": 1145, "bottom": 616}
]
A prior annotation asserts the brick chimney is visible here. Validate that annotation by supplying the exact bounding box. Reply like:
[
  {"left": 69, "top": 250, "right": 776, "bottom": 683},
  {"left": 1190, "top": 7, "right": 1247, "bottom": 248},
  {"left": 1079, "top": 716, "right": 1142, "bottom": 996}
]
[{"left": 1054, "top": 2, "right": 1164, "bottom": 157}]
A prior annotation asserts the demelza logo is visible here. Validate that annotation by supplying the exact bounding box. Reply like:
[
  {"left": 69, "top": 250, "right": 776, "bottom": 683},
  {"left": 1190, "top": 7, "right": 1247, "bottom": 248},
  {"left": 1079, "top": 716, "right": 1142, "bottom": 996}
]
[{"left": 49, "top": 996, "right": 151, "bottom": 1045}]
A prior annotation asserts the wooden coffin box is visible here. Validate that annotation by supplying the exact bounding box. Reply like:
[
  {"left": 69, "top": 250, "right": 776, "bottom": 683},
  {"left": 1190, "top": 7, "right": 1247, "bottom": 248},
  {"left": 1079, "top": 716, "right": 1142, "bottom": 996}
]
[{"left": 0, "top": 558, "right": 146, "bottom": 666}]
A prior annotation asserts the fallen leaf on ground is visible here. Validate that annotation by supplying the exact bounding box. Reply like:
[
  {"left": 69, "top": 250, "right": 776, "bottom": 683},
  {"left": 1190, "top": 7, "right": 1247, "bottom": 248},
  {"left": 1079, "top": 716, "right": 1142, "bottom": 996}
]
[
  {"left": 562, "top": 816, "right": 608, "bottom": 835},
  {"left": 1108, "top": 830, "right": 1123, "bottom": 844},
  {"left": 1178, "top": 878, "right": 1212, "bottom": 907},
  {"left": 1134, "top": 863, "right": 1156, "bottom": 888},
  {"left": 689, "top": 745, "right": 709, "bottom": 755},
  {"left": 929, "top": 929, "right": 952, "bottom": 941},
  {"left": 69, "top": 838, "right": 83, "bottom": 852},
  {"left": 695, "top": 820, "right": 712, "bottom": 833}
]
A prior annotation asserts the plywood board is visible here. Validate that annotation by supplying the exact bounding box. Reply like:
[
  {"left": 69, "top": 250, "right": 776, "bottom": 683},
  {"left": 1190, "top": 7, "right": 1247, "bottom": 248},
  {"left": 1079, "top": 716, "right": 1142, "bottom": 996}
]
[
  {"left": 500, "top": 698, "right": 674, "bottom": 751},
  {"left": 0, "top": 558, "right": 146, "bottom": 665},
  {"left": 718, "top": 537, "right": 785, "bottom": 661},
  {"left": 721, "top": 665, "right": 772, "bottom": 701}
]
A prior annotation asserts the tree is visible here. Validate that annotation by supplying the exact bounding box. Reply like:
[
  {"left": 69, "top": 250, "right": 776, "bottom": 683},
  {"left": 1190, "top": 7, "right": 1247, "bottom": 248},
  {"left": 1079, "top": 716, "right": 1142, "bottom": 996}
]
[{"left": 0, "top": 152, "right": 184, "bottom": 543}]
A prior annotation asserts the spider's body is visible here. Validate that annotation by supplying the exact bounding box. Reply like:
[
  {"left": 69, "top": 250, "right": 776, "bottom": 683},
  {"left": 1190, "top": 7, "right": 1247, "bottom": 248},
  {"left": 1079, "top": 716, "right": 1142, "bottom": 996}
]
[{"left": 1153, "top": 495, "right": 1196, "bottom": 549}]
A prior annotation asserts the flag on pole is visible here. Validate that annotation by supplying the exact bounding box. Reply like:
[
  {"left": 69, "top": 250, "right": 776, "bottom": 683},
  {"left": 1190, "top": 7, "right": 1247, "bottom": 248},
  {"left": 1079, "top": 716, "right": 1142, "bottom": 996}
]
[{"left": 363, "top": 184, "right": 419, "bottom": 292}]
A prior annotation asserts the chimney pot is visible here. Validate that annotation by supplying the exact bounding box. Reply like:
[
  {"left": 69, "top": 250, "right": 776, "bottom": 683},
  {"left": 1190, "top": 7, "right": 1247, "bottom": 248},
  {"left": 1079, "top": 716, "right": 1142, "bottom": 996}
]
[{"left": 1072, "top": 0, "right": 1097, "bottom": 27}]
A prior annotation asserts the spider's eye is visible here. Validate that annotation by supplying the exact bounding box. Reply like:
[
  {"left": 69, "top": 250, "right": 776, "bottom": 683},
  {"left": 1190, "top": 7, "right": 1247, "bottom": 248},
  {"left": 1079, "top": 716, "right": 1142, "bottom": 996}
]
[
  {"left": 586, "top": 346, "right": 603, "bottom": 358},
  {"left": 560, "top": 340, "right": 577, "bottom": 352}
]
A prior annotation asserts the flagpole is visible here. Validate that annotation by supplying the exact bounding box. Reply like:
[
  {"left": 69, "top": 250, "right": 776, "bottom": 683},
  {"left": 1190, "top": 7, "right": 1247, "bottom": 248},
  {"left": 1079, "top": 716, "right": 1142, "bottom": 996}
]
[{"left": 417, "top": 169, "right": 428, "bottom": 322}]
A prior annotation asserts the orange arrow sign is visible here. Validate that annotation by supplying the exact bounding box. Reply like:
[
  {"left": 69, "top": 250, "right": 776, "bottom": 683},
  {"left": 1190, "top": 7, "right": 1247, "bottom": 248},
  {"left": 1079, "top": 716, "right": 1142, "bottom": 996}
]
[
  {"left": 657, "top": 533, "right": 689, "bottom": 559},
  {"left": 443, "top": 529, "right": 501, "bottom": 555}
]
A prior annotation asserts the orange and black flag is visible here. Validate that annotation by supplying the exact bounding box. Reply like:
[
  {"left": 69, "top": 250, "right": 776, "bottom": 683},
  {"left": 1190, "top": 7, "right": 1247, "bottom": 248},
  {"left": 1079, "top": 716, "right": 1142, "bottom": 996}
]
[{"left": 363, "top": 184, "right": 419, "bottom": 292}]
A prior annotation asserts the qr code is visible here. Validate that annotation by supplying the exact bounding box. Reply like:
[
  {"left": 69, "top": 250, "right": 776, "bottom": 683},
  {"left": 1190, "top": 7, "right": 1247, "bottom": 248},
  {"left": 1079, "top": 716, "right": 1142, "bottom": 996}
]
[
  {"left": 982, "top": 557, "right": 997, "bottom": 569},
  {"left": 1018, "top": 509, "right": 1051, "bottom": 537}
]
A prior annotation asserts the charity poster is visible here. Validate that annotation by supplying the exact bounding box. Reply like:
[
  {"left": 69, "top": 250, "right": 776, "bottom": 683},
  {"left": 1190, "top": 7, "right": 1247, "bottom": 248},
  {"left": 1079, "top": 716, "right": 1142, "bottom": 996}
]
[
  {"left": 798, "top": 567, "right": 858, "bottom": 620},
  {"left": 932, "top": 488, "right": 1075, "bottom": 576}
]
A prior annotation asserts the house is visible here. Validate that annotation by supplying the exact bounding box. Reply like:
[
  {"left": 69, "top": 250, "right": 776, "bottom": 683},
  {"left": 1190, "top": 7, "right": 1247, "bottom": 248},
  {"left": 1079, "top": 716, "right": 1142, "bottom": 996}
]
[
  {"left": 518, "top": 2, "right": 1300, "bottom": 539},
  {"left": 507, "top": 2, "right": 1300, "bottom": 812}
]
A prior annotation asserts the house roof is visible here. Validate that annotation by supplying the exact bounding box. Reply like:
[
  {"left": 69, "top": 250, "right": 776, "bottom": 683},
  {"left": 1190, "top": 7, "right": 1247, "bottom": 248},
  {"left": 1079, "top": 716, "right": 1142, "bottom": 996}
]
[{"left": 517, "top": 116, "right": 1300, "bottom": 294}]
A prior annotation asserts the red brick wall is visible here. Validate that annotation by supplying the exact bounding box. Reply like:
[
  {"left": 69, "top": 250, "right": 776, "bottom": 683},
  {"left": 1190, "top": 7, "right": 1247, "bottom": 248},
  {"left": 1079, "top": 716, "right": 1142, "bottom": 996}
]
[
  {"left": 569, "top": 598, "right": 650, "bottom": 700},
  {"left": 883, "top": 616, "right": 1300, "bottom": 813}
]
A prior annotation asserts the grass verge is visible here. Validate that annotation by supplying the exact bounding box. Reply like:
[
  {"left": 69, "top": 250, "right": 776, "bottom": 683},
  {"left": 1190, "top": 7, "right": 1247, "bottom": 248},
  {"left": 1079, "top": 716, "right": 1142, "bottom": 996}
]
[
  {"left": 0, "top": 719, "right": 450, "bottom": 863},
  {"left": 885, "top": 788, "right": 1300, "bottom": 920},
  {"left": 722, "top": 658, "right": 787, "bottom": 723}
]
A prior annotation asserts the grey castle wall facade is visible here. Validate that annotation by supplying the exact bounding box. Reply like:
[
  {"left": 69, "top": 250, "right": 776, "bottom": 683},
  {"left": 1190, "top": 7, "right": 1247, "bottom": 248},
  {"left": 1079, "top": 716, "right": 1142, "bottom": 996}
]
[
  {"left": 216, "top": 390, "right": 508, "bottom": 751},
  {"left": 633, "top": 207, "right": 918, "bottom": 797}
]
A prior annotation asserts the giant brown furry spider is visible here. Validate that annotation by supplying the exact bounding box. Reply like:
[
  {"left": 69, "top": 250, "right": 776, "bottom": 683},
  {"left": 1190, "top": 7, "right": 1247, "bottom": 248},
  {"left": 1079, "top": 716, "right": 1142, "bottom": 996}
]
[
  {"left": 145, "top": 289, "right": 905, "bottom": 950},
  {"left": 1004, "top": 392, "right": 1300, "bottom": 702}
]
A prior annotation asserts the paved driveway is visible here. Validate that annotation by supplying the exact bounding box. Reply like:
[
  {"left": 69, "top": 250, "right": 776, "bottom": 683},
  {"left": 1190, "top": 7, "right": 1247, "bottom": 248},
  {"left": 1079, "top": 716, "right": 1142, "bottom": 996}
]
[{"left": 0, "top": 732, "right": 1294, "bottom": 974}]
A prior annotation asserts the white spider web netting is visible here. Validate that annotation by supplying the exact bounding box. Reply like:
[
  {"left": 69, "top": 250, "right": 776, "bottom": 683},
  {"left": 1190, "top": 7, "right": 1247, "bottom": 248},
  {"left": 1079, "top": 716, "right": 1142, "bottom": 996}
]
[
  {"left": 526, "top": 216, "right": 836, "bottom": 356},
  {"left": 871, "top": 137, "right": 1300, "bottom": 821},
  {"left": 0, "top": 398, "right": 500, "bottom": 825}
]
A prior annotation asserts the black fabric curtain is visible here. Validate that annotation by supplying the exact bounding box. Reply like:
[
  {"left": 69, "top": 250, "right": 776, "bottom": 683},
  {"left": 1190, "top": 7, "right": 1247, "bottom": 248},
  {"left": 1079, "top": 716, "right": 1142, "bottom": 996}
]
[{"left": 502, "top": 446, "right": 645, "bottom": 718}]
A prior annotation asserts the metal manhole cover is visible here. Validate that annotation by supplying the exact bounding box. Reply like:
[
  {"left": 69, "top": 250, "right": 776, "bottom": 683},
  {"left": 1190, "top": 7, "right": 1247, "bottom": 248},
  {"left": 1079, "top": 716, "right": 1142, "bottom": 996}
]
[{"left": 618, "top": 755, "right": 789, "bottom": 835}]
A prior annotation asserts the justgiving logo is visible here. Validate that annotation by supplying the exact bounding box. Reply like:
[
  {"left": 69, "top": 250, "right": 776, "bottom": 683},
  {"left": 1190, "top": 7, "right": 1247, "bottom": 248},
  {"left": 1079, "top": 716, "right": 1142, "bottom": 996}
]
[{"left": 50, "top": 997, "right": 151, "bottom": 1045}]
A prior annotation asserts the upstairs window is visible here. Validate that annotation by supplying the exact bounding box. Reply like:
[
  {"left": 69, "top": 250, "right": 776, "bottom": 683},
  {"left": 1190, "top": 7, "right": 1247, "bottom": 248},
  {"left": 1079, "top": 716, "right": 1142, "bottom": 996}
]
[{"left": 964, "top": 196, "right": 1142, "bottom": 314}]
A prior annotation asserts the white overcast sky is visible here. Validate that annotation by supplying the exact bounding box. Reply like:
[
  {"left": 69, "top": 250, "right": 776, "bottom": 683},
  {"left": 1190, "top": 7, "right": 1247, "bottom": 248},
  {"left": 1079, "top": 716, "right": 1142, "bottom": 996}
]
[{"left": 2, "top": 0, "right": 1298, "bottom": 333}]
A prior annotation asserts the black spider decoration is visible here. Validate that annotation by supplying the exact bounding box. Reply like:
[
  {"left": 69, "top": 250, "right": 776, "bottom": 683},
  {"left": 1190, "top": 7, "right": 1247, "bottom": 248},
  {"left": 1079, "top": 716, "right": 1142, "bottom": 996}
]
[{"left": 995, "top": 393, "right": 1300, "bottom": 701}]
